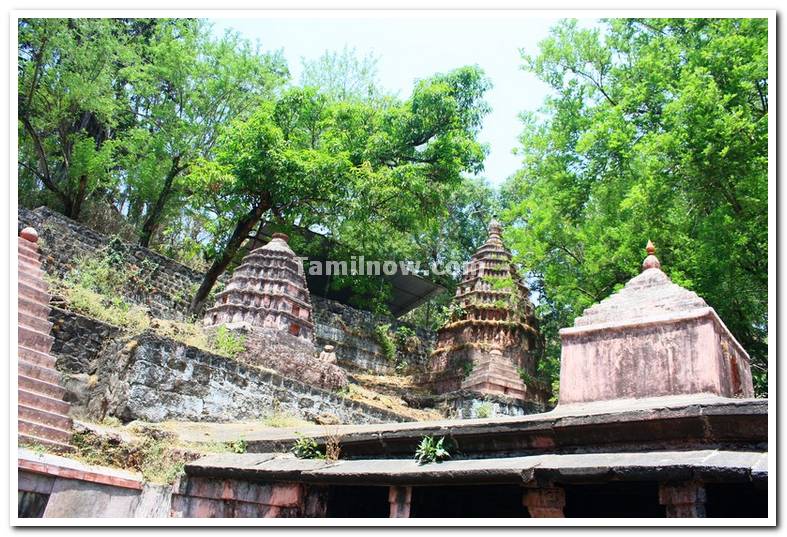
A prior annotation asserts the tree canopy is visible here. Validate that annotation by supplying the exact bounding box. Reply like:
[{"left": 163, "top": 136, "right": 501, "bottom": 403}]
[
  {"left": 502, "top": 18, "right": 768, "bottom": 394},
  {"left": 17, "top": 17, "right": 768, "bottom": 395}
]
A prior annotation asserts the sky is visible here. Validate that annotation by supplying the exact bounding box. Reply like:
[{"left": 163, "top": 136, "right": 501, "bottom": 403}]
[{"left": 210, "top": 15, "right": 598, "bottom": 187}]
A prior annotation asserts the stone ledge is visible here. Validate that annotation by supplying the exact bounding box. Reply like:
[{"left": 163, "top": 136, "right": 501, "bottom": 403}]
[
  {"left": 19, "top": 447, "right": 143, "bottom": 490},
  {"left": 184, "top": 449, "right": 768, "bottom": 487},
  {"left": 168, "top": 394, "right": 766, "bottom": 460}
]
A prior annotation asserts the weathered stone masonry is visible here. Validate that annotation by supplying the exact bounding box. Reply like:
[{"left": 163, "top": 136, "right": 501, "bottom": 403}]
[
  {"left": 86, "top": 332, "right": 410, "bottom": 425},
  {"left": 20, "top": 206, "right": 435, "bottom": 375}
]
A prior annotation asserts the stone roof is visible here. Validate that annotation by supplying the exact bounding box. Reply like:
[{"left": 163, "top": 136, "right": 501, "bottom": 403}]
[{"left": 574, "top": 266, "right": 708, "bottom": 328}]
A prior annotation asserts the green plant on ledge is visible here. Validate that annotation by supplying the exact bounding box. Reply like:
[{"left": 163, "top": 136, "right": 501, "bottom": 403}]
[
  {"left": 414, "top": 435, "right": 451, "bottom": 465},
  {"left": 211, "top": 326, "right": 246, "bottom": 358},
  {"left": 291, "top": 435, "right": 325, "bottom": 460},
  {"left": 476, "top": 401, "right": 494, "bottom": 419}
]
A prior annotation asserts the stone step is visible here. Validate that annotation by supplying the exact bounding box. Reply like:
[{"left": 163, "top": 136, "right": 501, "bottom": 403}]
[
  {"left": 18, "top": 258, "right": 44, "bottom": 277},
  {"left": 19, "top": 272, "right": 48, "bottom": 293},
  {"left": 19, "top": 433, "right": 74, "bottom": 454},
  {"left": 18, "top": 375, "right": 67, "bottom": 400},
  {"left": 18, "top": 360, "right": 62, "bottom": 385},
  {"left": 18, "top": 311, "right": 52, "bottom": 334},
  {"left": 18, "top": 404, "right": 72, "bottom": 432},
  {"left": 19, "top": 345, "right": 57, "bottom": 369},
  {"left": 18, "top": 325, "right": 54, "bottom": 354},
  {"left": 18, "top": 296, "right": 50, "bottom": 319},
  {"left": 18, "top": 389, "right": 70, "bottom": 416},
  {"left": 18, "top": 238, "right": 40, "bottom": 258},
  {"left": 18, "top": 246, "right": 41, "bottom": 264},
  {"left": 19, "top": 281, "right": 50, "bottom": 306},
  {"left": 18, "top": 419, "right": 72, "bottom": 446}
]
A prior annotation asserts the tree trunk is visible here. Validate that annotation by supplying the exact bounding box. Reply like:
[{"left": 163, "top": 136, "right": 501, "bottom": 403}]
[
  {"left": 139, "top": 155, "right": 183, "bottom": 247},
  {"left": 188, "top": 196, "right": 271, "bottom": 317}
]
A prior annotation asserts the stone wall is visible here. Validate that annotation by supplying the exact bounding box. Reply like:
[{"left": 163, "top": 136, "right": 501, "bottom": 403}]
[
  {"left": 19, "top": 207, "right": 437, "bottom": 374},
  {"left": 312, "top": 296, "right": 435, "bottom": 375},
  {"left": 19, "top": 206, "right": 206, "bottom": 320},
  {"left": 49, "top": 307, "right": 120, "bottom": 374},
  {"left": 87, "top": 331, "right": 411, "bottom": 425}
]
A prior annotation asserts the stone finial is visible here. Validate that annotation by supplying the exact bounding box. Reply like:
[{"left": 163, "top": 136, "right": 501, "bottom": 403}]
[
  {"left": 20, "top": 227, "right": 39, "bottom": 243},
  {"left": 272, "top": 232, "right": 289, "bottom": 243},
  {"left": 487, "top": 217, "right": 502, "bottom": 239},
  {"left": 642, "top": 239, "right": 661, "bottom": 271}
]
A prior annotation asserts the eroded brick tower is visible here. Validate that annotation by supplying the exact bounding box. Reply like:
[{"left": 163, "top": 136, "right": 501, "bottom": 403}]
[
  {"left": 204, "top": 232, "right": 314, "bottom": 340},
  {"left": 424, "top": 219, "right": 549, "bottom": 411}
]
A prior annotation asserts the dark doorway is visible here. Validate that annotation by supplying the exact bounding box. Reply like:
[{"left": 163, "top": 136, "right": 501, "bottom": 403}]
[
  {"left": 411, "top": 485, "right": 528, "bottom": 518},
  {"left": 18, "top": 491, "right": 49, "bottom": 518},
  {"left": 325, "top": 485, "right": 390, "bottom": 518},
  {"left": 564, "top": 482, "right": 665, "bottom": 518},
  {"left": 705, "top": 482, "right": 768, "bottom": 518}
]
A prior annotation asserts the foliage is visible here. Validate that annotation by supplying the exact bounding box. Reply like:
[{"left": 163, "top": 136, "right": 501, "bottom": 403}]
[
  {"left": 503, "top": 18, "right": 768, "bottom": 395},
  {"left": 374, "top": 323, "right": 397, "bottom": 362},
  {"left": 301, "top": 46, "right": 383, "bottom": 102},
  {"left": 228, "top": 439, "right": 247, "bottom": 454},
  {"left": 475, "top": 401, "right": 493, "bottom": 419},
  {"left": 55, "top": 277, "right": 151, "bottom": 332},
  {"left": 414, "top": 435, "right": 451, "bottom": 465},
  {"left": 211, "top": 326, "right": 246, "bottom": 358},
  {"left": 291, "top": 435, "right": 325, "bottom": 460}
]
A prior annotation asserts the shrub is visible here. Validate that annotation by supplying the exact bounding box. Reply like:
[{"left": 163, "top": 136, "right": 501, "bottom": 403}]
[
  {"left": 211, "top": 326, "right": 246, "bottom": 358},
  {"left": 374, "top": 323, "right": 396, "bottom": 362},
  {"left": 476, "top": 401, "right": 494, "bottom": 419},
  {"left": 414, "top": 435, "right": 451, "bottom": 465},
  {"left": 229, "top": 439, "right": 247, "bottom": 454},
  {"left": 291, "top": 435, "right": 325, "bottom": 460}
]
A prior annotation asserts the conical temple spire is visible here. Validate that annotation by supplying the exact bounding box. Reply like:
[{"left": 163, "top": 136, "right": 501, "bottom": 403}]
[
  {"left": 642, "top": 239, "right": 661, "bottom": 271},
  {"left": 487, "top": 217, "right": 503, "bottom": 239}
]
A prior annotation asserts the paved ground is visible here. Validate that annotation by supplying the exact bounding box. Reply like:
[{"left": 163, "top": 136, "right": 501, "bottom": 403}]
[{"left": 151, "top": 393, "right": 763, "bottom": 445}]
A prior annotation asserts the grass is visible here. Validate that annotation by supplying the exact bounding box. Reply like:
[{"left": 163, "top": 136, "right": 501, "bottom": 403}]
[
  {"left": 65, "top": 422, "right": 256, "bottom": 485},
  {"left": 262, "top": 413, "right": 311, "bottom": 428}
]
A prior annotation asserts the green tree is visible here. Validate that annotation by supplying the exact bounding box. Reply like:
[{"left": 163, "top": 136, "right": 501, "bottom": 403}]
[
  {"left": 300, "top": 46, "right": 382, "bottom": 102},
  {"left": 18, "top": 18, "right": 128, "bottom": 218},
  {"left": 123, "top": 22, "right": 288, "bottom": 247},
  {"left": 188, "top": 66, "right": 491, "bottom": 315},
  {"left": 503, "top": 18, "right": 768, "bottom": 394}
]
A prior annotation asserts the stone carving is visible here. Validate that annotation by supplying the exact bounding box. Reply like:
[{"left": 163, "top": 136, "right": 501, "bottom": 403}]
[
  {"left": 559, "top": 241, "right": 754, "bottom": 404},
  {"left": 423, "top": 219, "right": 548, "bottom": 408},
  {"left": 318, "top": 345, "right": 337, "bottom": 365}
]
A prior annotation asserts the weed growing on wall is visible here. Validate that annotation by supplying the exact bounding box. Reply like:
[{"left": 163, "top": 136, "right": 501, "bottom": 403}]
[
  {"left": 291, "top": 435, "right": 325, "bottom": 460},
  {"left": 414, "top": 435, "right": 451, "bottom": 465}
]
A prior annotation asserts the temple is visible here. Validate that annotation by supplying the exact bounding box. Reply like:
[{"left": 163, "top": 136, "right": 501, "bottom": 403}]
[
  {"left": 423, "top": 219, "right": 549, "bottom": 414},
  {"left": 204, "top": 232, "right": 314, "bottom": 341},
  {"left": 16, "top": 208, "right": 768, "bottom": 519},
  {"left": 559, "top": 241, "right": 754, "bottom": 404}
]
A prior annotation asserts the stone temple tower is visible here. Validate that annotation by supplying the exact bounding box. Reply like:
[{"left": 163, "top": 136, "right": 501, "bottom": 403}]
[
  {"left": 423, "top": 219, "right": 549, "bottom": 414},
  {"left": 204, "top": 232, "right": 314, "bottom": 341},
  {"left": 203, "top": 232, "right": 347, "bottom": 390}
]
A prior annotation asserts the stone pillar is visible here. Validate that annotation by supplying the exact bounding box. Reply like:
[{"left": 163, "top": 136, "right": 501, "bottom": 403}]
[
  {"left": 523, "top": 486, "right": 565, "bottom": 518},
  {"left": 659, "top": 481, "right": 706, "bottom": 518},
  {"left": 388, "top": 486, "right": 412, "bottom": 518}
]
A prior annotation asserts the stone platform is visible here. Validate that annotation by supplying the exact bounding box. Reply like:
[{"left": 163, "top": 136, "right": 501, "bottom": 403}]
[{"left": 169, "top": 394, "right": 766, "bottom": 458}]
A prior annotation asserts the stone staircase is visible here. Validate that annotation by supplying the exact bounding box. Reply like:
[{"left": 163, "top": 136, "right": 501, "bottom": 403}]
[{"left": 18, "top": 227, "right": 74, "bottom": 452}]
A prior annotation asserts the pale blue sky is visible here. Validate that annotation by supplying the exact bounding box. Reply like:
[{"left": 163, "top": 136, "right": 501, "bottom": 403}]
[{"left": 211, "top": 16, "right": 599, "bottom": 186}]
